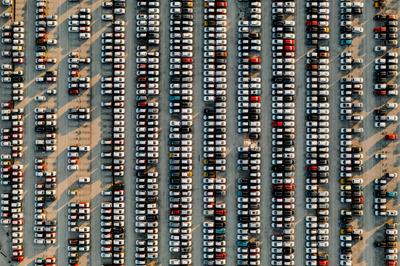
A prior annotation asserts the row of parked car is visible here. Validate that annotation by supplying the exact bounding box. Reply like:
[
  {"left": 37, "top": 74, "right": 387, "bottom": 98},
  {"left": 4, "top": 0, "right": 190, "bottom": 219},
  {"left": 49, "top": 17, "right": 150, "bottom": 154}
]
[
  {"left": 339, "top": 76, "right": 364, "bottom": 122},
  {"left": 134, "top": 1, "right": 160, "bottom": 265},
  {"left": 339, "top": 77, "right": 365, "bottom": 265},
  {"left": 33, "top": 90, "right": 57, "bottom": 239},
  {"left": 270, "top": 0, "right": 297, "bottom": 265},
  {"left": 339, "top": 51, "right": 363, "bottom": 72},
  {"left": 102, "top": 0, "right": 126, "bottom": 19},
  {"left": 67, "top": 51, "right": 91, "bottom": 96},
  {"left": 373, "top": 50, "right": 399, "bottom": 99},
  {"left": 67, "top": 8, "right": 91, "bottom": 39},
  {"left": 1, "top": 16, "right": 27, "bottom": 263},
  {"left": 338, "top": 13, "right": 366, "bottom": 259},
  {"left": 373, "top": 50, "right": 399, "bottom": 94},
  {"left": 376, "top": 222, "right": 398, "bottom": 266},
  {"left": 237, "top": 3, "right": 262, "bottom": 140},
  {"left": 100, "top": 1, "right": 126, "bottom": 264},
  {"left": 35, "top": 0, "right": 58, "bottom": 71},
  {"left": 339, "top": 0, "right": 363, "bottom": 46},
  {"left": 236, "top": 1, "right": 262, "bottom": 266},
  {"left": 337, "top": 8, "right": 366, "bottom": 265},
  {"left": 67, "top": 140, "right": 90, "bottom": 170},
  {"left": 373, "top": 172, "right": 398, "bottom": 216},
  {"left": 100, "top": 199, "right": 125, "bottom": 264},
  {"left": 0, "top": 10, "right": 25, "bottom": 260},
  {"left": 338, "top": 127, "right": 364, "bottom": 266},
  {"left": 0, "top": 104, "right": 23, "bottom": 160},
  {"left": 67, "top": 6, "right": 91, "bottom": 206},
  {"left": 33, "top": 157, "right": 57, "bottom": 246},
  {"left": 304, "top": 0, "right": 331, "bottom": 263},
  {"left": 236, "top": 145, "right": 261, "bottom": 266},
  {"left": 35, "top": 1, "right": 58, "bottom": 48},
  {"left": 32, "top": 0, "right": 59, "bottom": 256},
  {"left": 34, "top": 0, "right": 58, "bottom": 234},
  {"left": 305, "top": 0, "right": 328, "bottom": 46},
  {"left": 66, "top": 1, "right": 93, "bottom": 265},
  {"left": 372, "top": 10, "right": 399, "bottom": 215},
  {"left": 34, "top": 0, "right": 57, "bottom": 97},
  {"left": 338, "top": 3, "right": 367, "bottom": 265},
  {"left": 373, "top": 9, "right": 399, "bottom": 266},
  {"left": 202, "top": 0, "right": 228, "bottom": 265},
  {"left": 372, "top": 18, "right": 399, "bottom": 260},
  {"left": 34, "top": 256, "right": 56, "bottom": 266},
  {"left": 67, "top": 201, "right": 91, "bottom": 265},
  {"left": 1, "top": 22, "right": 24, "bottom": 102},
  {"left": 374, "top": 14, "right": 399, "bottom": 46},
  {"left": 168, "top": 1, "right": 194, "bottom": 265},
  {"left": 338, "top": 209, "right": 364, "bottom": 266}
]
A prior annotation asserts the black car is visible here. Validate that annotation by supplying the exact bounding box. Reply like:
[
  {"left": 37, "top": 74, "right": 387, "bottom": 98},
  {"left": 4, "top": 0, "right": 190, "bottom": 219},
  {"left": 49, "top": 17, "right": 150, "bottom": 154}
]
[
  {"left": 249, "top": 133, "right": 259, "bottom": 140},
  {"left": 11, "top": 76, "right": 23, "bottom": 82}
]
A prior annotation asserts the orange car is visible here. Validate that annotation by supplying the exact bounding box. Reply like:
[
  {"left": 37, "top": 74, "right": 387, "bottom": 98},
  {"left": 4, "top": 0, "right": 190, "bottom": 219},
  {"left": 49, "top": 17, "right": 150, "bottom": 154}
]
[{"left": 386, "top": 133, "right": 397, "bottom": 140}]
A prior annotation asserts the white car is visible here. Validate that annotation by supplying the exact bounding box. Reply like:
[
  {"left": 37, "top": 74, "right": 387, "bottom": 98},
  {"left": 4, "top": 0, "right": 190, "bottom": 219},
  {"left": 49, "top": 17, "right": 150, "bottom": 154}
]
[
  {"left": 375, "top": 122, "right": 386, "bottom": 128},
  {"left": 102, "top": 14, "right": 113, "bottom": 21},
  {"left": 374, "top": 46, "right": 387, "bottom": 52},
  {"left": 79, "top": 33, "right": 91, "bottom": 39},
  {"left": 34, "top": 95, "right": 46, "bottom": 102}
]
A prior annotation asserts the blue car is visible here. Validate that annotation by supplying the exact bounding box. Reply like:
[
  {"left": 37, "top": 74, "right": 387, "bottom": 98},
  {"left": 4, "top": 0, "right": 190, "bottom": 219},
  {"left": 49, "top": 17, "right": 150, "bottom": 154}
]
[{"left": 237, "top": 240, "right": 248, "bottom": 247}]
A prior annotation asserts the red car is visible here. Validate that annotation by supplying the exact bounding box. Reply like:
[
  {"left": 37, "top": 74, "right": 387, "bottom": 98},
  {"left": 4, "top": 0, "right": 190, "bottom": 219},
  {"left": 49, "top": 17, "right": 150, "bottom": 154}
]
[
  {"left": 374, "top": 90, "right": 387, "bottom": 95},
  {"left": 170, "top": 209, "right": 180, "bottom": 215},
  {"left": 137, "top": 76, "right": 147, "bottom": 82},
  {"left": 284, "top": 184, "right": 295, "bottom": 190},
  {"left": 284, "top": 45, "right": 295, "bottom": 52},
  {"left": 215, "top": 209, "right": 226, "bottom": 216},
  {"left": 215, "top": 252, "right": 227, "bottom": 259},
  {"left": 68, "top": 89, "right": 79, "bottom": 95},
  {"left": 307, "top": 165, "right": 318, "bottom": 171},
  {"left": 12, "top": 219, "right": 23, "bottom": 225},
  {"left": 12, "top": 256, "right": 24, "bottom": 262},
  {"left": 250, "top": 56, "right": 261, "bottom": 64},
  {"left": 182, "top": 57, "right": 193, "bottom": 63},
  {"left": 250, "top": 96, "right": 261, "bottom": 102},
  {"left": 271, "top": 121, "right": 283, "bottom": 127},
  {"left": 216, "top": 1, "right": 227, "bottom": 7},
  {"left": 1, "top": 101, "right": 13, "bottom": 108},
  {"left": 374, "top": 26, "right": 387, "bottom": 32},
  {"left": 306, "top": 20, "right": 318, "bottom": 26},
  {"left": 284, "top": 39, "right": 295, "bottom": 45},
  {"left": 137, "top": 101, "right": 147, "bottom": 107},
  {"left": 318, "top": 260, "right": 329, "bottom": 266},
  {"left": 2, "top": 166, "right": 11, "bottom": 172}
]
